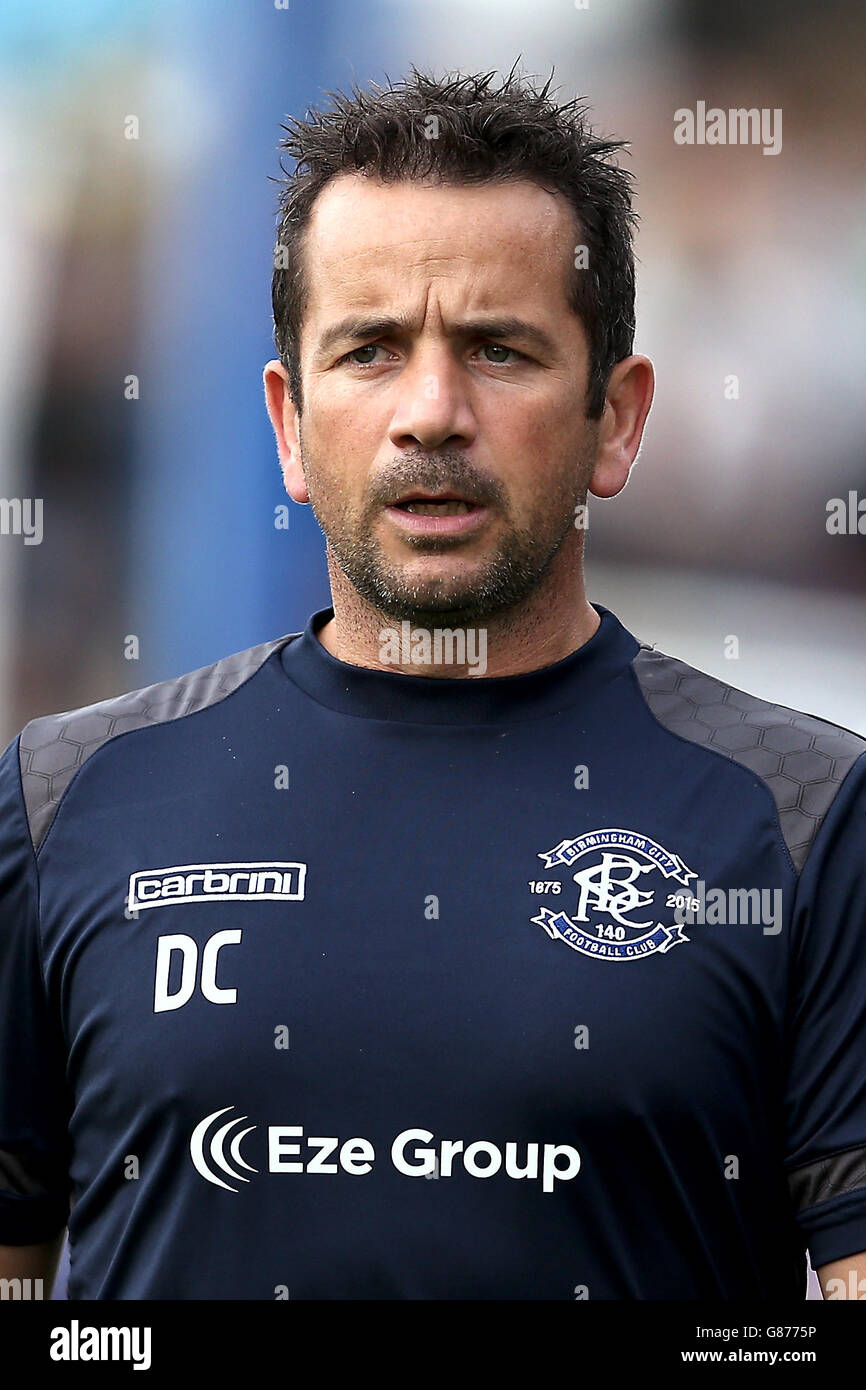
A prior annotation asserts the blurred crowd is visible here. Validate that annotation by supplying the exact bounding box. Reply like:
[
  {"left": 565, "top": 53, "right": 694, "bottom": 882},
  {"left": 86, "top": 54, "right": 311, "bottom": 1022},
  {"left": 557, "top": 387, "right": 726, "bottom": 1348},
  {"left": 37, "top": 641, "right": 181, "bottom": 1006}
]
[{"left": 1, "top": 0, "right": 863, "bottom": 745}]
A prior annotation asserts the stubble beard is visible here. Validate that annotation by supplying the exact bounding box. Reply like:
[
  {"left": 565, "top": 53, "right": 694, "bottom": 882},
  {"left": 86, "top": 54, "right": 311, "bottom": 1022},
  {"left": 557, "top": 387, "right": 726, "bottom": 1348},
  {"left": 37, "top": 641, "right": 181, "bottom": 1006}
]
[{"left": 299, "top": 438, "right": 594, "bottom": 629}]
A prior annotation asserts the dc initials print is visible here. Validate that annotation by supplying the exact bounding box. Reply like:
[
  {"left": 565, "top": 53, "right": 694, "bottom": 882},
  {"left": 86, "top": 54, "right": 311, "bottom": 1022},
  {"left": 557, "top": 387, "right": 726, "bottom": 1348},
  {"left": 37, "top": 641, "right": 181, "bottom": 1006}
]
[{"left": 529, "top": 828, "right": 700, "bottom": 962}]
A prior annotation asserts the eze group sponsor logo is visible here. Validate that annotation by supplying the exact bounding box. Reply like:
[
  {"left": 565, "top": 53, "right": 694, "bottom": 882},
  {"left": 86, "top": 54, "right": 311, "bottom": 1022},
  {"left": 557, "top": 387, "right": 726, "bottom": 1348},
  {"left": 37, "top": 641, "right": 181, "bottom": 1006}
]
[
  {"left": 529, "top": 828, "right": 700, "bottom": 962},
  {"left": 191, "top": 1106, "right": 259, "bottom": 1192},
  {"left": 128, "top": 861, "right": 306, "bottom": 912},
  {"left": 190, "top": 1107, "right": 581, "bottom": 1195}
]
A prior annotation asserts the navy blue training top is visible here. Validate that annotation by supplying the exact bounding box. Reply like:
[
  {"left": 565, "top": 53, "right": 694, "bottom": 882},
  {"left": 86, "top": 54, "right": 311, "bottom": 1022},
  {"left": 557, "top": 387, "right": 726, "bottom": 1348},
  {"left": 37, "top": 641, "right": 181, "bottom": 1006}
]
[{"left": 2, "top": 602, "right": 866, "bottom": 1299}]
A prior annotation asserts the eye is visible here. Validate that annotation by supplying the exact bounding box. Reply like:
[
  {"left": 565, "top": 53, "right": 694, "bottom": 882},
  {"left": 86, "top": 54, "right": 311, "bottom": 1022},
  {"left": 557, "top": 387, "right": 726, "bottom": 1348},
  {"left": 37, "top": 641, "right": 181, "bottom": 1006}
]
[
  {"left": 337, "top": 344, "right": 386, "bottom": 368},
  {"left": 479, "top": 343, "right": 523, "bottom": 365}
]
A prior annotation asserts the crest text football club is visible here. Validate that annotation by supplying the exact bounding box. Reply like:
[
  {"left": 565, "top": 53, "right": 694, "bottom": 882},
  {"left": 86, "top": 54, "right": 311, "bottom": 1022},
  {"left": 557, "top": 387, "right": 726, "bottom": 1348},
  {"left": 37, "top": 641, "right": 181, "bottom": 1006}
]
[{"left": 530, "top": 828, "right": 699, "bottom": 962}]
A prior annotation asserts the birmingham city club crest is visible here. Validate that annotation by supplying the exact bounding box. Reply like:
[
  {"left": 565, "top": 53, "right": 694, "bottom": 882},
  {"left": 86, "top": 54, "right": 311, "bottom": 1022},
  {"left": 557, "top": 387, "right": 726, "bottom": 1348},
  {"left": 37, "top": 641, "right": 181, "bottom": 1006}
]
[{"left": 530, "top": 828, "right": 699, "bottom": 962}]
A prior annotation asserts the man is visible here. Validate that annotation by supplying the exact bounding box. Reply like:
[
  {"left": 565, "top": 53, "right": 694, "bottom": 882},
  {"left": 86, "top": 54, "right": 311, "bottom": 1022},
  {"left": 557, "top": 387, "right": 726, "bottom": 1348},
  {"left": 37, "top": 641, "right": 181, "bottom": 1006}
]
[{"left": 1, "top": 66, "right": 865, "bottom": 1300}]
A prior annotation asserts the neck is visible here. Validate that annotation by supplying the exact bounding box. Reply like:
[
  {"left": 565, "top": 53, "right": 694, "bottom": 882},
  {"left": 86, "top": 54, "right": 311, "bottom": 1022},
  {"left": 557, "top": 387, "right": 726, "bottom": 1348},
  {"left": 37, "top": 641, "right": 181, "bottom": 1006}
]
[{"left": 316, "top": 547, "right": 600, "bottom": 678}]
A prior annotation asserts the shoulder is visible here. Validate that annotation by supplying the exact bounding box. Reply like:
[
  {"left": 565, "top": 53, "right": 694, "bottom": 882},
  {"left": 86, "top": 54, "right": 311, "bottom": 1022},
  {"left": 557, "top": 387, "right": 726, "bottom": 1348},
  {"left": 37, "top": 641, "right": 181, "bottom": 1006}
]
[
  {"left": 16, "top": 631, "right": 299, "bottom": 854},
  {"left": 631, "top": 642, "right": 866, "bottom": 871}
]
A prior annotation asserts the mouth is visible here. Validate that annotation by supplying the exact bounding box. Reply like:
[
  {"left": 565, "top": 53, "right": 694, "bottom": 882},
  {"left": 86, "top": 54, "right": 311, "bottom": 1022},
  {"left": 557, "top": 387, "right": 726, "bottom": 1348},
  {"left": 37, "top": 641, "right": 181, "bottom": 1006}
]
[
  {"left": 384, "top": 491, "right": 490, "bottom": 536},
  {"left": 390, "top": 492, "right": 479, "bottom": 516}
]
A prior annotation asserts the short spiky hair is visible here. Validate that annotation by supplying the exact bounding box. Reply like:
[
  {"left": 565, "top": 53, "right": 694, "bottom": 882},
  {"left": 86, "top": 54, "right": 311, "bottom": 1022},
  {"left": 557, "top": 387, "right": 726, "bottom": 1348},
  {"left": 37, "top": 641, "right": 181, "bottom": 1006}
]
[{"left": 271, "top": 64, "right": 638, "bottom": 419}]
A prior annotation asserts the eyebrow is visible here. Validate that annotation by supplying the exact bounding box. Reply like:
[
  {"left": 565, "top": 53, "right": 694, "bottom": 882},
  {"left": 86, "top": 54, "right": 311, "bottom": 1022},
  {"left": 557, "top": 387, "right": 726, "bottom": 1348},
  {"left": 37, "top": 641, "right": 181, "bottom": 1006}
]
[{"left": 315, "top": 313, "right": 558, "bottom": 359}]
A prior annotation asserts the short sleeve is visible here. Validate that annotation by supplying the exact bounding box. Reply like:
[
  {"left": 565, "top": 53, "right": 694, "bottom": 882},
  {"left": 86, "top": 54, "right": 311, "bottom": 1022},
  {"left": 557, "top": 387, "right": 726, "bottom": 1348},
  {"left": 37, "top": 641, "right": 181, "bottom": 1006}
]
[
  {"left": 0, "top": 734, "right": 72, "bottom": 1243},
  {"left": 784, "top": 750, "right": 866, "bottom": 1268}
]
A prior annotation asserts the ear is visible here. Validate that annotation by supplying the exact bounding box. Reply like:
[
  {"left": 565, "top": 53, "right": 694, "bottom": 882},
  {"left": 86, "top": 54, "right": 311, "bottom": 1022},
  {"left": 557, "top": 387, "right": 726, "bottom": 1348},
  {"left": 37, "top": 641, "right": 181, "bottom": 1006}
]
[
  {"left": 587, "top": 355, "right": 655, "bottom": 499},
  {"left": 263, "top": 360, "right": 309, "bottom": 504}
]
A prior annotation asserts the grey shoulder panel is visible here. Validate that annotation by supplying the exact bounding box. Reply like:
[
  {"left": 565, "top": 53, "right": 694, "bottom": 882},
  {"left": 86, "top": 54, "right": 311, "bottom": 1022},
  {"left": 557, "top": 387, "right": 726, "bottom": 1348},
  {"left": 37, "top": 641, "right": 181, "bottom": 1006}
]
[
  {"left": 788, "top": 1143, "right": 866, "bottom": 1216},
  {"left": 18, "top": 633, "right": 298, "bottom": 855},
  {"left": 633, "top": 646, "right": 866, "bottom": 872}
]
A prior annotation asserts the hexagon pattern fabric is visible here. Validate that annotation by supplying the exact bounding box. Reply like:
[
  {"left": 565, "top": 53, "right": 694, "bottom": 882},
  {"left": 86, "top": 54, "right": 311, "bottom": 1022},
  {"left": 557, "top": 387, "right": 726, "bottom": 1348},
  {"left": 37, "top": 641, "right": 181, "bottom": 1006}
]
[
  {"left": 633, "top": 646, "right": 866, "bottom": 872},
  {"left": 19, "top": 635, "right": 295, "bottom": 854}
]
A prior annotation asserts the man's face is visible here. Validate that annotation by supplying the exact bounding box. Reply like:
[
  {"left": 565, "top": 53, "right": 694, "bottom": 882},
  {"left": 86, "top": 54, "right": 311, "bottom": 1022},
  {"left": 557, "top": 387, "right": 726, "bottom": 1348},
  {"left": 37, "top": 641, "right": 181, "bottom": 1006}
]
[{"left": 279, "top": 173, "right": 599, "bottom": 625}]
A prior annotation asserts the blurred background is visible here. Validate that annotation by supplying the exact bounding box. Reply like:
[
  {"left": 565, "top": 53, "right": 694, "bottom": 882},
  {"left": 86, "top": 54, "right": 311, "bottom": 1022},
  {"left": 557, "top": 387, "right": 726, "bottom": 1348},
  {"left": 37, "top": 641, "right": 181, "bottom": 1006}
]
[{"left": 1, "top": 0, "right": 863, "bottom": 1301}]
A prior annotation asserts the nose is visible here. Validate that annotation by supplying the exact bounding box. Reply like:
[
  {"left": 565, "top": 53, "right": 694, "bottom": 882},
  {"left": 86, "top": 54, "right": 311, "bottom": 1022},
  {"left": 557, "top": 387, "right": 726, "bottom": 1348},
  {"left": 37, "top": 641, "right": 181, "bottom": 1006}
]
[{"left": 387, "top": 345, "right": 478, "bottom": 451}]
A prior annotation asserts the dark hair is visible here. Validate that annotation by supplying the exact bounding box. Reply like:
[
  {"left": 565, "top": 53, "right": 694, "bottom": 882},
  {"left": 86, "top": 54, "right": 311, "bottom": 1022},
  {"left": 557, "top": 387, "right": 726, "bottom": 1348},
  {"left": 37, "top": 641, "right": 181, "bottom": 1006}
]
[{"left": 271, "top": 64, "right": 638, "bottom": 419}]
